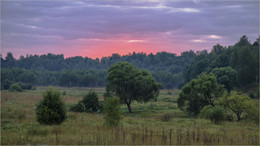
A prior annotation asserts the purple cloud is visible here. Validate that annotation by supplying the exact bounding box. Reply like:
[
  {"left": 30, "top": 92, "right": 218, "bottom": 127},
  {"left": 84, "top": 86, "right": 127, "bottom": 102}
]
[{"left": 1, "top": 0, "right": 259, "bottom": 58}]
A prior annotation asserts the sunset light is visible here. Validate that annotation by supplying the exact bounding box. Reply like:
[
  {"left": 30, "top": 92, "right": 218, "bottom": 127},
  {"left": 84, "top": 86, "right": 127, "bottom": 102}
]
[{"left": 1, "top": 0, "right": 258, "bottom": 59}]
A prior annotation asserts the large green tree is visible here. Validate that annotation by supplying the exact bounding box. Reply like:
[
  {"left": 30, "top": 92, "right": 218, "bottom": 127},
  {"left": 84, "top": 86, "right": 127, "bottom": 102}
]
[
  {"left": 178, "top": 73, "right": 224, "bottom": 116},
  {"left": 105, "top": 62, "right": 161, "bottom": 113}
]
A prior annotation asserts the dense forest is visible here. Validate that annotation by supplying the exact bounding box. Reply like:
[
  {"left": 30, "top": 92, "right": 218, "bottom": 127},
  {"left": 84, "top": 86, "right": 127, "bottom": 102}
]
[{"left": 1, "top": 35, "right": 259, "bottom": 91}]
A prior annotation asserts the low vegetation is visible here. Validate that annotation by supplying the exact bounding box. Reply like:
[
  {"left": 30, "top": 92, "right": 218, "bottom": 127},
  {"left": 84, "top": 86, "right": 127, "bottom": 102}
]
[
  {"left": 199, "top": 105, "right": 226, "bottom": 124},
  {"left": 1, "top": 87, "right": 259, "bottom": 145},
  {"left": 103, "top": 97, "right": 121, "bottom": 127},
  {"left": 10, "top": 83, "right": 23, "bottom": 92},
  {"left": 70, "top": 91, "right": 100, "bottom": 112}
]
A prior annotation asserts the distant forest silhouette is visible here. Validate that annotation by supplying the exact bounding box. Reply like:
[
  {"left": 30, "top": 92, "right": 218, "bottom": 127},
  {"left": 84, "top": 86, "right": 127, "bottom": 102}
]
[{"left": 1, "top": 35, "right": 259, "bottom": 89}]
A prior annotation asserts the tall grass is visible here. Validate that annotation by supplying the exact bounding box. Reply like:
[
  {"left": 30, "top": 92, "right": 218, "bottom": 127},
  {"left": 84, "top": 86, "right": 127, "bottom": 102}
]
[{"left": 1, "top": 88, "right": 259, "bottom": 145}]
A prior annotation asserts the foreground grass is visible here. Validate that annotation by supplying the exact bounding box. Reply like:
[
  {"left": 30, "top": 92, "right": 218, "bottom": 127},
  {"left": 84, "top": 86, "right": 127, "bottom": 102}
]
[{"left": 1, "top": 87, "right": 259, "bottom": 145}]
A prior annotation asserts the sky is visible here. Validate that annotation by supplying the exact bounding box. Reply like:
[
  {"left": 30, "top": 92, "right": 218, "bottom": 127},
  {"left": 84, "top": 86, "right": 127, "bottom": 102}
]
[{"left": 1, "top": 0, "right": 259, "bottom": 59}]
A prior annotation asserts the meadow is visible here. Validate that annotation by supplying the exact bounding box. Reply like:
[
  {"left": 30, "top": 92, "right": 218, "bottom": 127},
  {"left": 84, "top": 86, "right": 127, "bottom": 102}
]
[{"left": 1, "top": 87, "right": 259, "bottom": 145}]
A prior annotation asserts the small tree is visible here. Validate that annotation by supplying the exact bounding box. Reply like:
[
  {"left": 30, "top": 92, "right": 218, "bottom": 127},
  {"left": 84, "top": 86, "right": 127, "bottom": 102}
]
[
  {"left": 10, "top": 83, "right": 22, "bottom": 92},
  {"left": 177, "top": 73, "right": 224, "bottom": 116},
  {"left": 36, "top": 87, "right": 66, "bottom": 125},
  {"left": 70, "top": 91, "right": 99, "bottom": 112},
  {"left": 218, "top": 91, "right": 259, "bottom": 122},
  {"left": 104, "top": 97, "right": 121, "bottom": 126}
]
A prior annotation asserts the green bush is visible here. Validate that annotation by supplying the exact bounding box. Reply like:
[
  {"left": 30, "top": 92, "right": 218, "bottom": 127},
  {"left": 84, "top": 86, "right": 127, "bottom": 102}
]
[
  {"left": 10, "top": 83, "right": 23, "bottom": 92},
  {"left": 36, "top": 87, "right": 66, "bottom": 125},
  {"left": 200, "top": 105, "right": 225, "bottom": 124},
  {"left": 209, "top": 106, "right": 226, "bottom": 124},
  {"left": 70, "top": 91, "right": 99, "bottom": 112},
  {"left": 199, "top": 105, "right": 213, "bottom": 119},
  {"left": 70, "top": 101, "right": 86, "bottom": 112},
  {"left": 104, "top": 97, "right": 121, "bottom": 126}
]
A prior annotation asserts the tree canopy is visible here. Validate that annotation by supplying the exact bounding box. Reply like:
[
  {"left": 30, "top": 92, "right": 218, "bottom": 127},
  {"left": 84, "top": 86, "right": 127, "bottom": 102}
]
[
  {"left": 211, "top": 67, "right": 237, "bottom": 92},
  {"left": 178, "top": 73, "right": 224, "bottom": 116},
  {"left": 1, "top": 35, "right": 259, "bottom": 90},
  {"left": 217, "top": 91, "right": 259, "bottom": 122},
  {"left": 105, "top": 62, "right": 161, "bottom": 113}
]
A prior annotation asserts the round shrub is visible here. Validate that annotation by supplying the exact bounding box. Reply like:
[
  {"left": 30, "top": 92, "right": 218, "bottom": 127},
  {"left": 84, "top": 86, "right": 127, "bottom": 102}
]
[
  {"left": 200, "top": 105, "right": 225, "bottom": 124},
  {"left": 209, "top": 106, "right": 226, "bottom": 124},
  {"left": 10, "top": 83, "right": 22, "bottom": 92},
  {"left": 104, "top": 97, "right": 121, "bottom": 127},
  {"left": 36, "top": 87, "right": 66, "bottom": 125},
  {"left": 82, "top": 91, "right": 99, "bottom": 112},
  {"left": 70, "top": 91, "right": 99, "bottom": 112},
  {"left": 70, "top": 101, "right": 86, "bottom": 112}
]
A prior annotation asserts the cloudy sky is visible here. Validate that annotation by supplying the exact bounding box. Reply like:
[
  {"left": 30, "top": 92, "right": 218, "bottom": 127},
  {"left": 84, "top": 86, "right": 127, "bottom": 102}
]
[{"left": 1, "top": 0, "right": 259, "bottom": 59}]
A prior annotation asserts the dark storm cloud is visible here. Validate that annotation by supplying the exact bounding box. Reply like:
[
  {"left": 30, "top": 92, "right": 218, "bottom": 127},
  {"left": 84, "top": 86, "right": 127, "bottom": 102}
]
[{"left": 1, "top": 0, "right": 259, "bottom": 56}]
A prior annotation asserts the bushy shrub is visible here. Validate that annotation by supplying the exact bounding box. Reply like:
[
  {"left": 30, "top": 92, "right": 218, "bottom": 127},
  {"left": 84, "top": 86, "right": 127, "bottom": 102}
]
[
  {"left": 104, "top": 97, "right": 121, "bottom": 126},
  {"left": 10, "top": 83, "right": 23, "bottom": 92},
  {"left": 36, "top": 87, "right": 66, "bottom": 125},
  {"left": 70, "top": 101, "right": 86, "bottom": 112},
  {"left": 70, "top": 91, "right": 99, "bottom": 112},
  {"left": 218, "top": 91, "right": 259, "bottom": 122},
  {"left": 209, "top": 106, "right": 226, "bottom": 124},
  {"left": 200, "top": 105, "right": 225, "bottom": 124},
  {"left": 199, "top": 105, "right": 213, "bottom": 119}
]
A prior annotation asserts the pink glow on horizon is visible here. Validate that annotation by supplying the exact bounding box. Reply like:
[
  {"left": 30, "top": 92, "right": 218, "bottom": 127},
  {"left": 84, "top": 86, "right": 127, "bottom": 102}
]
[{"left": 61, "top": 38, "right": 184, "bottom": 59}]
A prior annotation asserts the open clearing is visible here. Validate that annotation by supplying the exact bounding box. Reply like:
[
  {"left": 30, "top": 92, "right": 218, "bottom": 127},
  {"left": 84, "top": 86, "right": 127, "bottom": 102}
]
[{"left": 1, "top": 87, "right": 259, "bottom": 145}]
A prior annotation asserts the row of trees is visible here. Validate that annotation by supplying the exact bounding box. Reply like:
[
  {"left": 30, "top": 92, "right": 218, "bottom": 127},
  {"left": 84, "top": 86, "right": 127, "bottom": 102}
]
[
  {"left": 178, "top": 72, "right": 259, "bottom": 123},
  {"left": 1, "top": 68, "right": 183, "bottom": 89},
  {"left": 184, "top": 35, "right": 259, "bottom": 89},
  {"left": 1, "top": 50, "right": 195, "bottom": 89},
  {"left": 1, "top": 35, "right": 259, "bottom": 90},
  {"left": 1, "top": 51, "right": 195, "bottom": 73},
  {"left": 1, "top": 68, "right": 108, "bottom": 90}
]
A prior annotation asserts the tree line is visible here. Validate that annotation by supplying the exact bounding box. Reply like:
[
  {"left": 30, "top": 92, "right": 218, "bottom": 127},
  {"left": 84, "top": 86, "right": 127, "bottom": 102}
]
[
  {"left": 1, "top": 50, "right": 195, "bottom": 89},
  {"left": 183, "top": 35, "right": 259, "bottom": 90},
  {"left": 1, "top": 35, "right": 259, "bottom": 90}
]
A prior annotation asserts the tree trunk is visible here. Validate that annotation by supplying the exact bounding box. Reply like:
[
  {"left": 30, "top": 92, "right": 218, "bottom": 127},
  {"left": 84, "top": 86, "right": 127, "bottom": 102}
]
[
  {"left": 237, "top": 113, "right": 241, "bottom": 122},
  {"left": 126, "top": 103, "right": 132, "bottom": 113}
]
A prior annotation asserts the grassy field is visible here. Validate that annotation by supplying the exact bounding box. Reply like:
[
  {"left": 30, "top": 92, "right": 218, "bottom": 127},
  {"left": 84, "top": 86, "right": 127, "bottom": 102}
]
[{"left": 1, "top": 87, "right": 259, "bottom": 145}]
